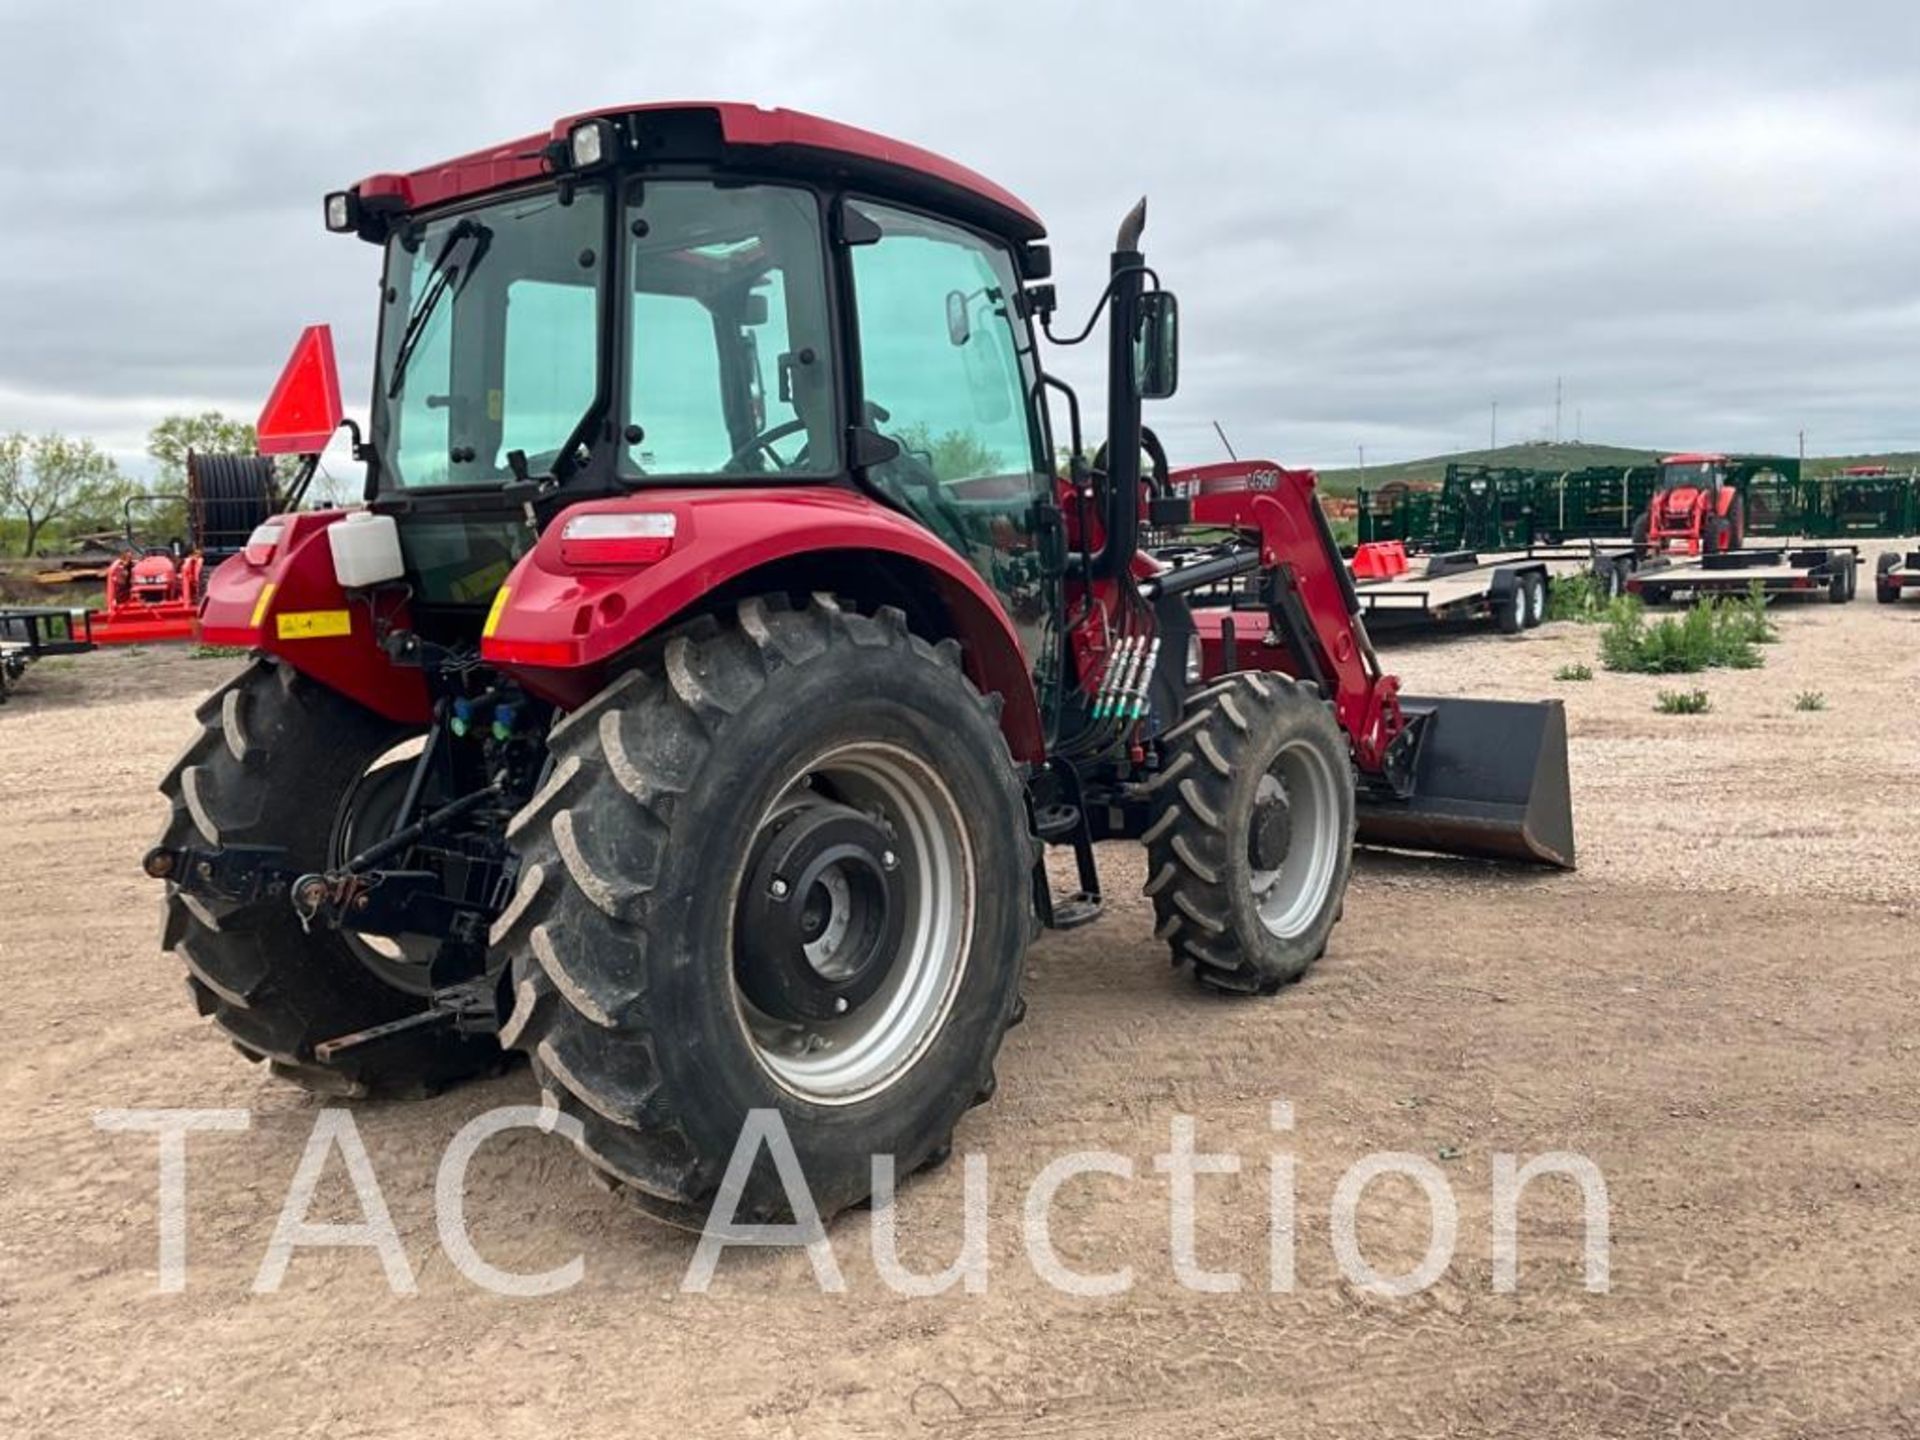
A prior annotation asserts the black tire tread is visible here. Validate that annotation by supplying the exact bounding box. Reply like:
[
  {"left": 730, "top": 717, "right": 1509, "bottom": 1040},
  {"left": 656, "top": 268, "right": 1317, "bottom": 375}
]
[
  {"left": 156, "top": 660, "right": 503, "bottom": 1097},
  {"left": 495, "top": 595, "right": 1030, "bottom": 1226},
  {"left": 1145, "top": 672, "right": 1354, "bottom": 997}
]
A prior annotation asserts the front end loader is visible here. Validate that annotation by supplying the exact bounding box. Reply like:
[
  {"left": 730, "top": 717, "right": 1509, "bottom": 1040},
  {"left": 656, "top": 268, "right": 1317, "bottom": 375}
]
[{"left": 147, "top": 103, "right": 1573, "bottom": 1224}]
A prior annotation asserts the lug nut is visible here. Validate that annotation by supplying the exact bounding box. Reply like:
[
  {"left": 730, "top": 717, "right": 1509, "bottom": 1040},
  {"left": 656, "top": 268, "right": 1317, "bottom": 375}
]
[
  {"left": 769, "top": 877, "right": 790, "bottom": 899},
  {"left": 834, "top": 997, "right": 849, "bottom": 1014},
  {"left": 881, "top": 850, "right": 898, "bottom": 870}
]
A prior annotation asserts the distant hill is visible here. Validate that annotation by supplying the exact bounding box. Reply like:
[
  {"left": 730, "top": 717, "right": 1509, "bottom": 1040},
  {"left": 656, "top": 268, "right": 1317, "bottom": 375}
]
[
  {"left": 1315, "top": 441, "right": 1920, "bottom": 494},
  {"left": 1316, "top": 442, "right": 1666, "bottom": 496},
  {"left": 1801, "top": 451, "right": 1920, "bottom": 478}
]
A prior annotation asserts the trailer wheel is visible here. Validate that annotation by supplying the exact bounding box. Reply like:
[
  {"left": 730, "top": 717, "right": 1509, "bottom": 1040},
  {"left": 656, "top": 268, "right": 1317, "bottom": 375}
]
[
  {"left": 495, "top": 597, "right": 1031, "bottom": 1226},
  {"left": 156, "top": 661, "right": 505, "bottom": 1096},
  {"left": 1522, "top": 572, "right": 1548, "bottom": 628},
  {"left": 1877, "top": 553, "right": 1901, "bottom": 604},
  {"left": 1146, "top": 672, "right": 1355, "bottom": 995},
  {"left": 1496, "top": 578, "right": 1527, "bottom": 634},
  {"left": 1828, "top": 557, "right": 1852, "bottom": 604}
]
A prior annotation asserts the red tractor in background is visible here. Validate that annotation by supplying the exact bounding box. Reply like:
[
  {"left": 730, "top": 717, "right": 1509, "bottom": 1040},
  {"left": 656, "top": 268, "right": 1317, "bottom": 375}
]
[
  {"left": 93, "top": 498, "right": 204, "bottom": 645},
  {"left": 1634, "top": 452, "right": 1748, "bottom": 557},
  {"left": 92, "top": 456, "right": 283, "bottom": 644},
  {"left": 144, "top": 103, "right": 1572, "bottom": 1226}
]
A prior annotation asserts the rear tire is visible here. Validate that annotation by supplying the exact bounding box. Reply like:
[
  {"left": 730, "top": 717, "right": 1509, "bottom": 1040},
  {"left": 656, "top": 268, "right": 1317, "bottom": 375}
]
[
  {"left": 1828, "top": 558, "right": 1852, "bottom": 604},
  {"left": 1146, "top": 672, "right": 1355, "bottom": 995},
  {"left": 1631, "top": 512, "right": 1652, "bottom": 561},
  {"left": 1495, "top": 578, "right": 1527, "bottom": 634},
  {"left": 1522, "top": 572, "right": 1547, "bottom": 628},
  {"left": 156, "top": 660, "right": 505, "bottom": 1096},
  {"left": 494, "top": 596, "right": 1032, "bottom": 1226}
]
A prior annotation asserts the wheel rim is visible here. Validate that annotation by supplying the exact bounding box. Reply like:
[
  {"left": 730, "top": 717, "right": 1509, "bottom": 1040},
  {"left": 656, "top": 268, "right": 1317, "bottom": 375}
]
[
  {"left": 731, "top": 741, "right": 973, "bottom": 1104},
  {"left": 1511, "top": 586, "right": 1526, "bottom": 627},
  {"left": 330, "top": 738, "right": 438, "bottom": 995},
  {"left": 1528, "top": 579, "right": 1546, "bottom": 623},
  {"left": 1248, "top": 739, "right": 1343, "bottom": 939}
]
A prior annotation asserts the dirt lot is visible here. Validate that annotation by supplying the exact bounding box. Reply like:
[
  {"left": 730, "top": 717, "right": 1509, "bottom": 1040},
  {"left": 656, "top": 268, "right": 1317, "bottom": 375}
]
[{"left": 3, "top": 601, "right": 1918, "bottom": 1439}]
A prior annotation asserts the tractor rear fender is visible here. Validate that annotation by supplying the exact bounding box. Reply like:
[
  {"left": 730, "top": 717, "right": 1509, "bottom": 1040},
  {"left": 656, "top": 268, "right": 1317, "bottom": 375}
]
[
  {"left": 481, "top": 487, "right": 1047, "bottom": 764},
  {"left": 199, "top": 509, "right": 433, "bottom": 725}
]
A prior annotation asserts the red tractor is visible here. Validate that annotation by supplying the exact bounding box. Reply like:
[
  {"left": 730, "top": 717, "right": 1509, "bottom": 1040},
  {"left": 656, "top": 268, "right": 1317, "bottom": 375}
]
[
  {"left": 1634, "top": 452, "right": 1747, "bottom": 556},
  {"left": 94, "top": 498, "right": 205, "bottom": 645},
  {"left": 145, "top": 103, "right": 1572, "bottom": 1225}
]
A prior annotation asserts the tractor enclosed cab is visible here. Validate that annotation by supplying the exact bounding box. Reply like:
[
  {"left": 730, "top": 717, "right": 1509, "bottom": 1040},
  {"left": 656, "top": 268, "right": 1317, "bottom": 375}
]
[
  {"left": 1638, "top": 453, "right": 1745, "bottom": 557},
  {"left": 147, "top": 103, "right": 1574, "bottom": 1224}
]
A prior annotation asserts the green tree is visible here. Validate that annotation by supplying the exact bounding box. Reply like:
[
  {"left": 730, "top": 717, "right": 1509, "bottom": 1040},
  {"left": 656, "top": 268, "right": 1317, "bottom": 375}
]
[
  {"left": 147, "top": 411, "right": 259, "bottom": 488},
  {"left": 892, "top": 421, "right": 1005, "bottom": 483},
  {"left": 0, "top": 432, "right": 127, "bottom": 556}
]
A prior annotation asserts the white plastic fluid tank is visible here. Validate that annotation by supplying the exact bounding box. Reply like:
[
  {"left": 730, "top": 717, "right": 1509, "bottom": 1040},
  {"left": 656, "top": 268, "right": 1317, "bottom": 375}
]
[{"left": 328, "top": 511, "right": 406, "bottom": 589}]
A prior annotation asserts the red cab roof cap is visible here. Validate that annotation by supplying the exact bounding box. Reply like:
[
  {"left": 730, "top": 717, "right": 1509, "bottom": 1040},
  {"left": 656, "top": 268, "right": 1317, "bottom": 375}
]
[{"left": 352, "top": 102, "right": 1044, "bottom": 241}]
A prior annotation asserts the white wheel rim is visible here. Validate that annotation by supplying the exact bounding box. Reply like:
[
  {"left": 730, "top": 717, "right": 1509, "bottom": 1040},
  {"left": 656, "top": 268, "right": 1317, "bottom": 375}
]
[
  {"left": 1529, "top": 579, "right": 1546, "bottom": 623},
  {"left": 1249, "top": 739, "right": 1343, "bottom": 939},
  {"left": 731, "top": 742, "right": 973, "bottom": 1105}
]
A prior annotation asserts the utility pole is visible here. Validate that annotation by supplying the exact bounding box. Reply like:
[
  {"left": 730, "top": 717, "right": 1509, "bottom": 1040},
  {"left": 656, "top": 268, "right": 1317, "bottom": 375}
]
[
  {"left": 1576, "top": 408, "right": 1583, "bottom": 443},
  {"left": 1357, "top": 444, "right": 1367, "bottom": 483},
  {"left": 1555, "top": 377, "right": 1563, "bottom": 446},
  {"left": 1490, "top": 400, "right": 1499, "bottom": 454},
  {"left": 1798, "top": 430, "right": 1806, "bottom": 467}
]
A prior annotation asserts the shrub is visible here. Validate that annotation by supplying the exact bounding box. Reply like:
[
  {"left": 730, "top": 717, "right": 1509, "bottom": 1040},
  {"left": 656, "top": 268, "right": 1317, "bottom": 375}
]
[
  {"left": 1554, "top": 662, "right": 1594, "bottom": 682},
  {"left": 1655, "top": 688, "right": 1712, "bottom": 715},
  {"left": 1548, "top": 570, "right": 1609, "bottom": 623},
  {"left": 1600, "top": 596, "right": 1765, "bottom": 674},
  {"left": 1793, "top": 690, "right": 1826, "bottom": 712}
]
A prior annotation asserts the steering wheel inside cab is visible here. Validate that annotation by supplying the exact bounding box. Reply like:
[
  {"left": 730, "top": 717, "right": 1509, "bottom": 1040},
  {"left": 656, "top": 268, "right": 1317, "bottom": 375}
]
[{"left": 724, "top": 417, "right": 813, "bottom": 473}]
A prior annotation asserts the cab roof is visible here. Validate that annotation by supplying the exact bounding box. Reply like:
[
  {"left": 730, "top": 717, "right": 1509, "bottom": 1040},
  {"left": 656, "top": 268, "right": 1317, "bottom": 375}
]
[
  {"left": 1661, "top": 453, "right": 1729, "bottom": 465},
  {"left": 349, "top": 102, "right": 1045, "bottom": 243}
]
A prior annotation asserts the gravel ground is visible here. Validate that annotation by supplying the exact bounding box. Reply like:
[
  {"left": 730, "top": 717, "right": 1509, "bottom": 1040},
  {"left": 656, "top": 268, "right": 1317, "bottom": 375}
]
[{"left": 2, "top": 596, "right": 1917, "bottom": 1439}]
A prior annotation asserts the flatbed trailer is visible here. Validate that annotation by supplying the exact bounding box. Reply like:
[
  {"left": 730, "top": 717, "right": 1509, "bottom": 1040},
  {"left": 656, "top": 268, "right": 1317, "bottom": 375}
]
[
  {"left": 0, "top": 607, "right": 94, "bottom": 704},
  {"left": 1876, "top": 547, "right": 1920, "bottom": 604},
  {"left": 1627, "top": 543, "right": 1860, "bottom": 605},
  {"left": 1351, "top": 544, "right": 1633, "bottom": 637}
]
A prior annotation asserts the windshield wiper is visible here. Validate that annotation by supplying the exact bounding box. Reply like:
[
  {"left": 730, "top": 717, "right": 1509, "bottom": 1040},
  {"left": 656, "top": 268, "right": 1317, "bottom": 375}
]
[{"left": 385, "top": 218, "right": 492, "bottom": 400}]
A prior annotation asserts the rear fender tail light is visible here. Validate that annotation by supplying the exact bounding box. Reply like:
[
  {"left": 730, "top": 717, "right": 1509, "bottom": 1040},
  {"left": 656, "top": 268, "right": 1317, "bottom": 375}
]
[{"left": 559, "top": 512, "right": 677, "bottom": 567}]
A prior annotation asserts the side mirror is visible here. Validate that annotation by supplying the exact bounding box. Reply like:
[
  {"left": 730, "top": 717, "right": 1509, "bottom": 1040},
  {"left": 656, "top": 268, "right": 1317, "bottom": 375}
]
[
  {"left": 1133, "top": 291, "right": 1179, "bottom": 400},
  {"left": 945, "top": 289, "right": 972, "bottom": 347}
]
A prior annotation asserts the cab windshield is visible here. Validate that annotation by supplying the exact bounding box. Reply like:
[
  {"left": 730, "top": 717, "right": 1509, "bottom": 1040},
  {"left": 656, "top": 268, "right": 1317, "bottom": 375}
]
[
  {"left": 372, "top": 188, "right": 606, "bottom": 489},
  {"left": 1660, "top": 462, "right": 1722, "bottom": 492}
]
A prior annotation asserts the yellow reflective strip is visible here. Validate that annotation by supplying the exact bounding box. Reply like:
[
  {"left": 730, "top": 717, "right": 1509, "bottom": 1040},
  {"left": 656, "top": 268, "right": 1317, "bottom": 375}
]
[
  {"left": 275, "top": 609, "right": 353, "bottom": 640},
  {"left": 482, "top": 584, "right": 512, "bottom": 639},
  {"left": 247, "top": 582, "right": 277, "bottom": 629}
]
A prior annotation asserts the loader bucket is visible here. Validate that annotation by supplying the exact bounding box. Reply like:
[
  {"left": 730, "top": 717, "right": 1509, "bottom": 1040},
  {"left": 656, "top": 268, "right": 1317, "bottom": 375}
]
[{"left": 1355, "top": 697, "right": 1575, "bottom": 869}]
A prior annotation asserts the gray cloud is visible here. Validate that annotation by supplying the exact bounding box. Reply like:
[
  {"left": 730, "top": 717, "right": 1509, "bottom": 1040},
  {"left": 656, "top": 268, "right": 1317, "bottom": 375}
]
[{"left": 1, "top": 0, "right": 1916, "bottom": 474}]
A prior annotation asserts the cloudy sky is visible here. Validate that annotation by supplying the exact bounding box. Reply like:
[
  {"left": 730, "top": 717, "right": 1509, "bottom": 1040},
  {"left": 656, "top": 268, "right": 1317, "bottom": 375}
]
[{"left": 2, "top": 0, "right": 1916, "bottom": 478}]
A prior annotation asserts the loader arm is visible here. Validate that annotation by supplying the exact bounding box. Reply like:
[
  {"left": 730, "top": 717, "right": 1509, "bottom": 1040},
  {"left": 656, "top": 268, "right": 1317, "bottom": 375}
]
[
  {"left": 1166, "top": 461, "right": 1575, "bottom": 869},
  {"left": 1175, "top": 461, "right": 1405, "bottom": 771}
]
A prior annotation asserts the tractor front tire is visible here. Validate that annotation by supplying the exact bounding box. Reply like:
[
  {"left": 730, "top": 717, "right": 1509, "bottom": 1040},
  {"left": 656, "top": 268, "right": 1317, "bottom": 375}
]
[
  {"left": 494, "top": 597, "right": 1032, "bottom": 1227},
  {"left": 157, "top": 660, "right": 505, "bottom": 1096},
  {"left": 1146, "top": 672, "right": 1356, "bottom": 995}
]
